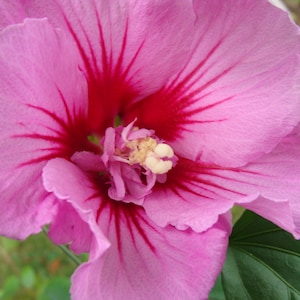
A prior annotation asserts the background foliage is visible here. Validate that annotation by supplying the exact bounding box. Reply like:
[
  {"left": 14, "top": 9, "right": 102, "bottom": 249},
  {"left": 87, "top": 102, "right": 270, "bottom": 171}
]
[{"left": 0, "top": 233, "right": 83, "bottom": 300}]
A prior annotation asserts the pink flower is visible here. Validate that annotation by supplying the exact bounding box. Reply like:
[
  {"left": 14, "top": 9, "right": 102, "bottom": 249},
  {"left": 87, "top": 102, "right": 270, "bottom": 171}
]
[{"left": 0, "top": 0, "right": 300, "bottom": 299}]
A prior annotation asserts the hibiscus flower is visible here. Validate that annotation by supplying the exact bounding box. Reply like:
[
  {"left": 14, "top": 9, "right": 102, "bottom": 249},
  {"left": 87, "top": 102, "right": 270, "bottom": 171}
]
[{"left": 0, "top": 1, "right": 300, "bottom": 299}]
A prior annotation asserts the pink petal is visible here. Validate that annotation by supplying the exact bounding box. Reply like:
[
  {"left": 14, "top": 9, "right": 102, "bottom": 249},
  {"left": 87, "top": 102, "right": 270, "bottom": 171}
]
[
  {"left": 72, "top": 214, "right": 230, "bottom": 300},
  {"left": 42, "top": 158, "right": 110, "bottom": 255},
  {"left": 42, "top": 158, "right": 230, "bottom": 300},
  {"left": 0, "top": 18, "right": 88, "bottom": 238},
  {"left": 48, "top": 201, "right": 93, "bottom": 254},
  {"left": 3, "top": 0, "right": 200, "bottom": 133},
  {"left": 144, "top": 158, "right": 237, "bottom": 233},
  {"left": 0, "top": 1, "right": 27, "bottom": 29},
  {"left": 71, "top": 151, "right": 104, "bottom": 172},
  {"left": 144, "top": 133, "right": 300, "bottom": 238},
  {"left": 128, "top": 0, "right": 300, "bottom": 167},
  {"left": 232, "top": 133, "right": 300, "bottom": 238}
]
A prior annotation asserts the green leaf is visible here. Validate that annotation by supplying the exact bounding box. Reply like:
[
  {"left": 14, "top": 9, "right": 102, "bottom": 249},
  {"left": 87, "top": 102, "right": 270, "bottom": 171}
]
[
  {"left": 209, "top": 274, "right": 226, "bottom": 300},
  {"left": 222, "top": 210, "right": 300, "bottom": 300}
]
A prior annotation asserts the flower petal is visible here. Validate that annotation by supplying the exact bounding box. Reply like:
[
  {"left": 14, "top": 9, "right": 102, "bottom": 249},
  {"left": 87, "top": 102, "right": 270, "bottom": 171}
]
[
  {"left": 72, "top": 214, "right": 230, "bottom": 300},
  {"left": 144, "top": 158, "right": 237, "bottom": 233},
  {"left": 129, "top": 0, "right": 300, "bottom": 167},
  {"left": 233, "top": 133, "right": 300, "bottom": 238},
  {"left": 42, "top": 158, "right": 110, "bottom": 257},
  {"left": 0, "top": 18, "right": 88, "bottom": 238},
  {"left": 0, "top": 1, "right": 27, "bottom": 30},
  {"left": 2, "top": 0, "right": 201, "bottom": 132},
  {"left": 48, "top": 201, "right": 94, "bottom": 254},
  {"left": 42, "top": 158, "right": 230, "bottom": 300},
  {"left": 144, "top": 132, "right": 300, "bottom": 237}
]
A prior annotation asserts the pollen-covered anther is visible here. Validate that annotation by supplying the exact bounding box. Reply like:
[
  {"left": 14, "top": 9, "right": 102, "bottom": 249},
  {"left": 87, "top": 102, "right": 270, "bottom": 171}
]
[
  {"left": 154, "top": 143, "right": 174, "bottom": 158},
  {"left": 127, "top": 138, "right": 175, "bottom": 175},
  {"left": 144, "top": 156, "right": 173, "bottom": 174}
]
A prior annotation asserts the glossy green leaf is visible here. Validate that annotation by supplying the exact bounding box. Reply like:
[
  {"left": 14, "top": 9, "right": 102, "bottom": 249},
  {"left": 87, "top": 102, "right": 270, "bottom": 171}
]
[{"left": 222, "top": 210, "right": 300, "bottom": 300}]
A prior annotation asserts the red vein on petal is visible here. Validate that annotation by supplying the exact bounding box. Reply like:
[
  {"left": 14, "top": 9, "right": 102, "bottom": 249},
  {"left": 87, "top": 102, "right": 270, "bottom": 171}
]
[
  {"left": 167, "top": 39, "right": 224, "bottom": 96},
  {"left": 112, "top": 203, "right": 123, "bottom": 261},
  {"left": 128, "top": 62, "right": 237, "bottom": 140},
  {"left": 59, "top": 1, "right": 141, "bottom": 133},
  {"left": 25, "top": 105, "right": 70, "bottom": 134},
  {"left": 63, "top": 18, "right": 95, "bottom": 80},
  {"left": 185, "top": 64, "right": 239, "bottom": 101},
  {"left": 181, "top": 96, "right": 233, "bottom": 122},
  {"left": 17, "top": 153, "right": 61, "bottom": 167},
  {"left": 12, "top": 93, "right": 89, "bottom": 169},
  {"left": 165, "top": 157, "right": 274, "bottom": 206},
  {"left": 122, "top": 41, "right": 145, "bottom": 84},
  {"left": 114, "top": 19, "right": 129, "bottom": 80},
  {"left": 94, "top": 5, "right": 111, "bottom": 80},
  {"left": 15, "top": 133, "right": 66, "bottom": 150},
  {"left": 123, "top": 210, "right": 138, "bottom": 252},
  {"left": 164, "top": 158, "right": 248, "bottom": 201},
  {"left": 129, "top": 208, "right": 156, "bottom": 254},
  {"left": 94, "top": 190, "right": 157, "bottom": 258}
]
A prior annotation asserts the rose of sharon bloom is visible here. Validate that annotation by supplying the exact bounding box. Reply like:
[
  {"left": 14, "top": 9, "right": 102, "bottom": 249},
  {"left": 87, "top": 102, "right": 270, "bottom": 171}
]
[{"left": 1, "top": 0, "right": 300, "bottom": 299}]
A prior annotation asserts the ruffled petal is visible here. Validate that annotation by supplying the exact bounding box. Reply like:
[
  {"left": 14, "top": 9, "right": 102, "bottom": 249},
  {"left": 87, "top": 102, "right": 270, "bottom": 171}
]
[
  {"left": 129, "top": 0, "right": 300, "bottom": 167},
  {"left": 144, "top": 133, "right": 300, "bottom": 237},
  {"left": 43, "top": 158, "right": 110, "bottom": 257},
  {"left": 42, "top": 158, "right": 230, "bottom": 300},
  {"left": 0, "top": 18, "right": 88, "bottom": 238},
  {"left": 144, "top": 158, "right": 236, "bottom": 233}
]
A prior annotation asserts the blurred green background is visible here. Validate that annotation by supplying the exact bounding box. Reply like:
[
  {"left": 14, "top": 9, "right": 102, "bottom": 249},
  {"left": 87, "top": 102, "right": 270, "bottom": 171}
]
[
  {"left": 1, "top": 1, "right": 300, "bottom": 299},
  {"left": 0, "top": 233, "right": 83, "bottom": 300}
]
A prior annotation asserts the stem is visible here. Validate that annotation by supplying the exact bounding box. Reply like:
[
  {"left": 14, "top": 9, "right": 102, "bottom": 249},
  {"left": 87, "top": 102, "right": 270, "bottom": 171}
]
[
  {"left": 42, "top": 227, "right": 81, "bottom": 266},
  {"left": 56, "top": 244, "right": 82, "bottom": 266}
]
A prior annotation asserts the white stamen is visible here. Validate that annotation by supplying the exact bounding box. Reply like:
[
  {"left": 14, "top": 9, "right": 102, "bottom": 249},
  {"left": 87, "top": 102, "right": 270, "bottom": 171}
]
[
  {"left": 144, "top": 156, "right": 173, "bottom": 175},
  {"left": 154, "top": 143, "right": 174, "bottom": 158}
]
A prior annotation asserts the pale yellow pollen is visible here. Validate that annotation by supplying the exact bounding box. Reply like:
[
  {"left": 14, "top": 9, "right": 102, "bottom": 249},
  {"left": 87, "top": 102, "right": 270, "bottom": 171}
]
[
  {"left": 127, "top": 137, "right": 158, "bottom": 165},
  {"left": 126, "top": 137, "right": 175, "bottom": 175}
]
